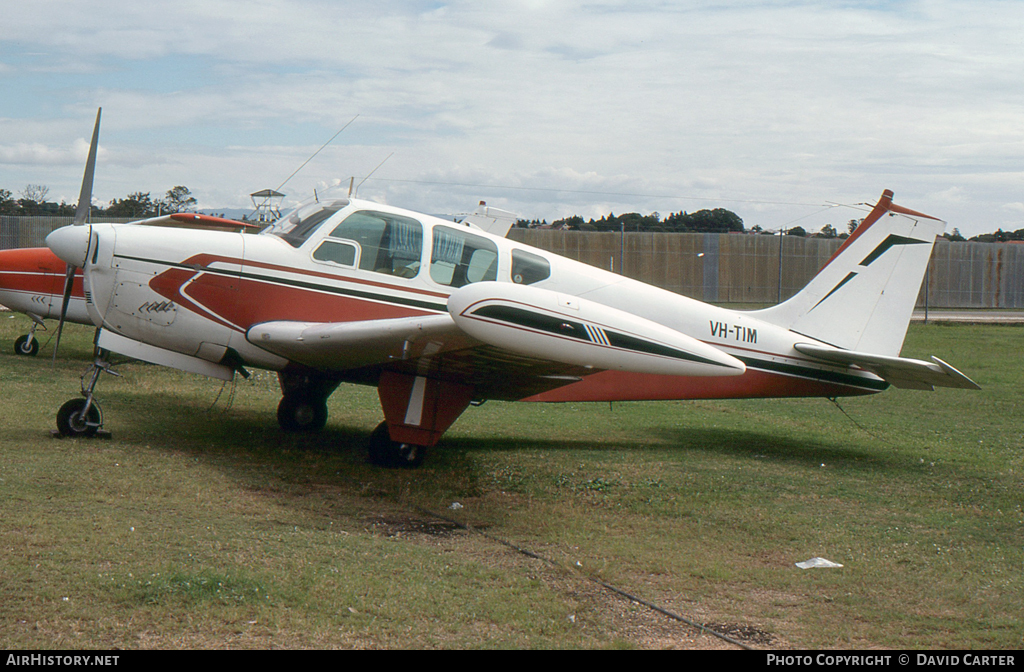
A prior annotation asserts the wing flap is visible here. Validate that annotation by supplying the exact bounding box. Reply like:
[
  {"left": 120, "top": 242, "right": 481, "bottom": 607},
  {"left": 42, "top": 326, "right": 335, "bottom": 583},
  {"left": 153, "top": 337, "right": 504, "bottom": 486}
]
[{"left": 794, "top": 343, "right": 980, "bottom": 391}]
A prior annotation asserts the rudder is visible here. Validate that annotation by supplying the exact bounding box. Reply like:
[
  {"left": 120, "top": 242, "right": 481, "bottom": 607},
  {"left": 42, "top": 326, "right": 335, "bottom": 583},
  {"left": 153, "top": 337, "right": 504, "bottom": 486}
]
[{"left": 750, "top": 190, "right": 944, "bottom": 356}]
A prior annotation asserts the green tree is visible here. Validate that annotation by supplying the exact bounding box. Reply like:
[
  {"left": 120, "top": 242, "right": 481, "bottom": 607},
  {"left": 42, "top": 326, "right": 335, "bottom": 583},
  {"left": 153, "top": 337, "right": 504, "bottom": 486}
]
[
  {"left": 162, "top": 185, "right": 197, "bottom": 213},
  {"left": 0, "top": 188, "right": 16, "bottom": 215},
  {"left": 664, "top": 208, "right": 744, "bottom": 233},
  {"left": 106, "top": 192, "right": 161, "bottom": 218}
]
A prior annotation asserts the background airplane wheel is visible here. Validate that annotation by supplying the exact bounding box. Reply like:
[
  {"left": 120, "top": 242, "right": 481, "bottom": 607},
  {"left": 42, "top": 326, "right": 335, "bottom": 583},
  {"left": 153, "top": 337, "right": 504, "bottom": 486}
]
[
  {"left": 14, "top": 335, "right": 39, "bottom": 357},
  {"left": 56, "top": 398, "right": 101, "bottom": 437},
  {"left": 367, "top": 421, "right": 426, "bottom": 469},
  {"left": 277, "top": 396, "right": 328, "bottom": 433}
]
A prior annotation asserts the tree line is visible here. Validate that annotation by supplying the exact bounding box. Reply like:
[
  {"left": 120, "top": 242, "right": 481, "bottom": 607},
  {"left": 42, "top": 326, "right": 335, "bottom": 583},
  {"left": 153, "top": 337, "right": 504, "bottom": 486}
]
[
  {"left": 0, "top": 185, "right": 197, "bottom": 218},
  {"left": 4, "top": 183, "right": 1018, "bottom": 243},
  {"left": 516, "top": 209, "right": 1014, "bottom": 243}
]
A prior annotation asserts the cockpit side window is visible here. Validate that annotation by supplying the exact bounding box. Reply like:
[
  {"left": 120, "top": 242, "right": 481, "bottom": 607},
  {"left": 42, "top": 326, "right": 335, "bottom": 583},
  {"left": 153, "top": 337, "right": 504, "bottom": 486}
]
[
  {"left": 429, "top": 226, "right": 499, "bottom": 288},
  {"left": 325, "top": 210, "right": 423, "bottom": 278},
  {"left": 511, "top": 249, "right": 551, "bottom": 285}
]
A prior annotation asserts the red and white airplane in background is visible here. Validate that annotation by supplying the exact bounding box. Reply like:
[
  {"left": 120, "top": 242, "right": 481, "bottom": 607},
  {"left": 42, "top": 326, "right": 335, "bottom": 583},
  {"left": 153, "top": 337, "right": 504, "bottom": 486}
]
[
  {"left": 31, "top": 109, "right": 981, "bottom": 466},
  {"left": 0, "top": 248, "right": 88, "bottom": 356}
]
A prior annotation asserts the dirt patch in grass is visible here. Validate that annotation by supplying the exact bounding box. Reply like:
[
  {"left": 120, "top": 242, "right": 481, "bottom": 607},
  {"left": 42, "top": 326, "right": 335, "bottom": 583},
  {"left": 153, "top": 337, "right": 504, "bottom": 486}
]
[{"left": 365, "top": 515, "right": 466, "bottom": 539}]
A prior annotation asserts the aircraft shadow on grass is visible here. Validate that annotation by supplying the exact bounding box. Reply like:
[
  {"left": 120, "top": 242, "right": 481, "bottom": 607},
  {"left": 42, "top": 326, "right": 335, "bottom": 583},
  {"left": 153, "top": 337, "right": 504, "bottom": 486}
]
[{"left": 84, "top": 387, "right": 918, "bottom": 478}]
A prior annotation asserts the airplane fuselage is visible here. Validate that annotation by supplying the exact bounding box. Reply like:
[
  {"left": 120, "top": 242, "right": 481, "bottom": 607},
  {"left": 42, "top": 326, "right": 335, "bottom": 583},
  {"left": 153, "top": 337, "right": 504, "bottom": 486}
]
[{"left": 72, "top": 198, "right": 884, "bottom": 402}]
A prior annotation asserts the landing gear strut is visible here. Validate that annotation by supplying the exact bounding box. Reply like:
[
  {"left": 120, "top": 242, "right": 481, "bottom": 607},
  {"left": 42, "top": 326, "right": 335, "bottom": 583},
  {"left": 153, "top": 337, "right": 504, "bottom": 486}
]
[{"left": 54, "top": 349, "right": 117, "bottom": 438}]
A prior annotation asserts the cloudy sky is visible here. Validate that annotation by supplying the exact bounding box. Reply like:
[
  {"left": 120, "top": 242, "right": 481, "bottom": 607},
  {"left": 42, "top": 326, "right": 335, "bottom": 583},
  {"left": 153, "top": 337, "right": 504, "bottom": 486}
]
[{"left": 1, "top": 0, "right": 1022, "bottom": 236}]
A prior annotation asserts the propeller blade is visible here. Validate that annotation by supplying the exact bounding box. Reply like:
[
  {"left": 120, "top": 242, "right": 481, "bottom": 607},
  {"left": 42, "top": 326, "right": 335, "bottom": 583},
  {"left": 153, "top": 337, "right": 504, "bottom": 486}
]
[
  {"left": 52, "top": 107, "right": 101, "bottom": 362},
  {"left": 73, "top": 108, "right": 101, "bottom": 227},
  {"left": 52, "top": 264, "right": 76, "bottom": 363}
]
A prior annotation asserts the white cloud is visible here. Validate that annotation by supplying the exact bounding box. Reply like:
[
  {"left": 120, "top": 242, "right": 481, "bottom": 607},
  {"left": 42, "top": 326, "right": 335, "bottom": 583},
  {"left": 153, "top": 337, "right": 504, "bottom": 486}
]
[{"left": 1, "top": 1, "right": 1022, "bottom": 235}]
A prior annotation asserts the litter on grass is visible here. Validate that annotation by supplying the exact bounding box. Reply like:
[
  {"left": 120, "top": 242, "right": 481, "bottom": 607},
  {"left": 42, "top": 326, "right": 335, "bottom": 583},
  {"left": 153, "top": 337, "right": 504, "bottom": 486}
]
[{"left": 795, "top": 557, "right": 844, "bottom": 569}]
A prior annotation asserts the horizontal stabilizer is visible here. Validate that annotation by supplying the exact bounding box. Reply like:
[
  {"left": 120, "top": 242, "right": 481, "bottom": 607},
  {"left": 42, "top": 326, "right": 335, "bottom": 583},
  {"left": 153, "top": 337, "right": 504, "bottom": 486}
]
[
  {"left": 794, "top": 343, "right": 980, "bottom": 391},
  {"left": 458, "top": 202, "right": 518, "bottom": 237}
]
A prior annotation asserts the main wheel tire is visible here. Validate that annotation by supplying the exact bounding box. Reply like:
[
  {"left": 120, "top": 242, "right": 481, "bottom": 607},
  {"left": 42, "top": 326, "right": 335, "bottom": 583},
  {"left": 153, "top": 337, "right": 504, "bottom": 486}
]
[
  {"left": 56, "top": 398, "right": 101, "bottom": 437},
  {"left": 14, "top": 335, "right": 39, "bottom": 357},
  {"left": 367, "top": 422, "right": 426, "bottom": 469},
  {"left": 277, "top": 396, "right": 328, "bottom": 433}
]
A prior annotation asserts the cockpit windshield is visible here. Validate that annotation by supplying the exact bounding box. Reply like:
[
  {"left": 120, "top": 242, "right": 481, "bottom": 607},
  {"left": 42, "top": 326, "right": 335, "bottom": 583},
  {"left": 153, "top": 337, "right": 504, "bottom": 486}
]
[{"left": 265, "top": 199, "right": 349, "bottom": 248}]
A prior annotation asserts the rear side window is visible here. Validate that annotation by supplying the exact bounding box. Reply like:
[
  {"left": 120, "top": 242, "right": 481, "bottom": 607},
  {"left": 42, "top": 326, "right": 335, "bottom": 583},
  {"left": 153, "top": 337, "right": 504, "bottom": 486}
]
[
  {"left": 325, "top": 210, "right": 423, "bottom": 278},
  {"left": 430, "top": 226, "right": 498, "bottom": 288},
  {"left": 511, "top": 249, "right": 550, "bottom": 285}
]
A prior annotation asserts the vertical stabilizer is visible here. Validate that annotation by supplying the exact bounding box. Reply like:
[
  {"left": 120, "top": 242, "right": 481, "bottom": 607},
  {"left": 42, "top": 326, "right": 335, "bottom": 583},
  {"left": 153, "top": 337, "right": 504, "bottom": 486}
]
[{"left": 750, "top": 190, "right": 944, "bottom": 356}]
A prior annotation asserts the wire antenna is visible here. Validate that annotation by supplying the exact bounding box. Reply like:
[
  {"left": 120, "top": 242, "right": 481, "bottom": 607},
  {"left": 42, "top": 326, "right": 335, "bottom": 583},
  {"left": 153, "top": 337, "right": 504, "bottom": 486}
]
[
  {"left": 274, "top": 114, "right": 359, "bottom": 193},
  {"left": 353, "top": 152, "right": 394, "bottom": 197}
]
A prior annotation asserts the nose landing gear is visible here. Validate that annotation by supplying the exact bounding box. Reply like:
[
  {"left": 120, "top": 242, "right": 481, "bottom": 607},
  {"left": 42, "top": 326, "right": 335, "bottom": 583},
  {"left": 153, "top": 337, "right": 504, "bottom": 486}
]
[
  {"left": 14, "top": 314, "right": 46, "bottom": 357},
  {"left": 53, "top": 349, "right": 117, "bottom": 438}
]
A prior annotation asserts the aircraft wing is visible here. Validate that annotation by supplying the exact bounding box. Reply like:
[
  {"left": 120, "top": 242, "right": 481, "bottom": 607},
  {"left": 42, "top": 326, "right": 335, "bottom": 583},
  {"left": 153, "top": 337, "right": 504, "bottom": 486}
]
[
  {"left": 248, "top": 313, "right": 598, "bottom": 399},
  {"left": 248, "top": 314, "right": 477, "bottom": 371},
  {"left": 794, "top": 343, "right": 981, "bottom": 391},
  {"left": 248, "top": 281, "right": 746, "bottom": 400}
]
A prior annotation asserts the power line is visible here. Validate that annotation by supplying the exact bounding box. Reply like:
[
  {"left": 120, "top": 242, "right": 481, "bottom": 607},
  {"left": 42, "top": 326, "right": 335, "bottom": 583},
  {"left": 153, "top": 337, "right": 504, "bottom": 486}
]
[{"left": 359, "top": 176, "right": 830, "bottom": 208}]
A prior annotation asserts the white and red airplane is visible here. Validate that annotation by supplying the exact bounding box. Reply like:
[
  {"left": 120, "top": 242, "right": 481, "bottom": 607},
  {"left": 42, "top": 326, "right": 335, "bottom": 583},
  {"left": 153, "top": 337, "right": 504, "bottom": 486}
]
[
  {"left": 40, "top": 109, "right": 979, "bottom": 466},
  {"left": 0, "top": 212, "right": 256, "bottom": 356}
]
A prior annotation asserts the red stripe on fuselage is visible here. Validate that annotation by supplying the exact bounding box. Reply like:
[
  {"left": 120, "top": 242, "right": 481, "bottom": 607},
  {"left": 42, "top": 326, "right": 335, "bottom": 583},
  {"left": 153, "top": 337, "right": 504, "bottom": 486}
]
[
  {"left": 192, "top": 273, "right": 435, "bottom": 327},
  {"left": 147, "top": 253, "right": 441, "bottom": 331}
]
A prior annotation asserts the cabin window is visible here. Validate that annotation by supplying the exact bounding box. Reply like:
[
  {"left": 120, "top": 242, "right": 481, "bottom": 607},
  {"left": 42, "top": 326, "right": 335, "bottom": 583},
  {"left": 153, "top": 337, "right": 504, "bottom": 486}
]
[
  {"left": 270, "top": 200, "right": 347, "bottom": 248},
  {"left": 326, "top": 210, "right": 423, "bottom": 278},
  {"left": 511, "top": 249, "right": 550, "bottom": 285},
  {"left": 429, "top": 226, "right": 498, "bottom": 288}
]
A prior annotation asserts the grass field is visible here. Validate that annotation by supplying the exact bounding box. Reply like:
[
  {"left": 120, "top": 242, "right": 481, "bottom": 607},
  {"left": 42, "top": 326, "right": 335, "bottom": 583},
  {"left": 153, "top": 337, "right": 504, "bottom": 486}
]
[{"left": 0, "top": 315, "right": 1021, "bottom": 649}]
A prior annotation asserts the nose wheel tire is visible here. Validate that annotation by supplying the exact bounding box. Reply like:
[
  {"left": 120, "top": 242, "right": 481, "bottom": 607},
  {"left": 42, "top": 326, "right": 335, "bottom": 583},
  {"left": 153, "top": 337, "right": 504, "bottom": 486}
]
[
  {"left": 277, "top": 396, "right": 329, "bottom": 433},
  {"left": 14, "top": 335, "right": 39, "bottom": 357},
  {"left": 56, "top": 398, "right": 102, "bottom": 438},
  {"left": 367, "top": 422, "right": 426, "bottom": 469}
]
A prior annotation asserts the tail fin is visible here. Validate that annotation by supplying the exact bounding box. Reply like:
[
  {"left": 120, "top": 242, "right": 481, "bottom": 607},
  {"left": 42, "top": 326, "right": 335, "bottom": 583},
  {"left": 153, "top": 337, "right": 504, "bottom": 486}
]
[{"left": 751, "top": 190, "right": 944, "bottom": 356}]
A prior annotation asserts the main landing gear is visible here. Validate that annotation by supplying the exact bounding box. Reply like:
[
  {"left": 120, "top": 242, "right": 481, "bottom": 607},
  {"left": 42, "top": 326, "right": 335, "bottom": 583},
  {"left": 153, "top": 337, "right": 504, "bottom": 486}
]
[
  {"left": 54, "top": 349, "right": 117, "bottom": 438},
  {"left": 275, "top": 369, "right": 339, "bottom": 434},
  {"left": 367, "top": 421, "right": 426, "bottom": 469},
  {"left": 272, "top": 368, "right": 472, "bottom": 470}
]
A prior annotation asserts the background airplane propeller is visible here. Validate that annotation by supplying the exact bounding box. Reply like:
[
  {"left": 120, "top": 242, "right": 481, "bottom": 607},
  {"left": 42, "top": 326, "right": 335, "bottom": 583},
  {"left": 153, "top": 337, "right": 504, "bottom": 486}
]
[{"left": 53, "top": 107, "right": 101, "bottom": 362}]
